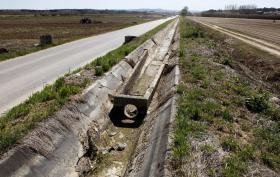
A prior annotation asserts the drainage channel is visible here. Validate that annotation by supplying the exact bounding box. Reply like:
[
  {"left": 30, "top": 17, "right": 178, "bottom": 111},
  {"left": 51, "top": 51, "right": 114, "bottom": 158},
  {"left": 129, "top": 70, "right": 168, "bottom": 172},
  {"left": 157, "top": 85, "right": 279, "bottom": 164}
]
[
  {"left": 0, "top": 18, "right": 179, "bottom": 177},
  {"left": 92, "top": 20, "right": 180, "bottom": 177}
]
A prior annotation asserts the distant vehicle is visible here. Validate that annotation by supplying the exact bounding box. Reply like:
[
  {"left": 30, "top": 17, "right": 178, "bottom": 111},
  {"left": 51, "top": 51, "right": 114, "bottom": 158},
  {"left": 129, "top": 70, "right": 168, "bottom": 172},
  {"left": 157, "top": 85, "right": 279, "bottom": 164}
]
[{"left": 80, "top": 17, "right": 92, "bottom": 24}]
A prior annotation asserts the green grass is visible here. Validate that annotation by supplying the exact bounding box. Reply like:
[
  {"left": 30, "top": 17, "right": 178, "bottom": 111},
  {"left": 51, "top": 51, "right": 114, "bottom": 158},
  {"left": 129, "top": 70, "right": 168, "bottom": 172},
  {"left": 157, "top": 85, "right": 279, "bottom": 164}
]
[
  {"left": 222, "top": 108, "right": 233, "bottom": 122},
  {"left": 200, "top": 144, "right": 216, "bottom": 154},
  {"left": 190, "top": 64, "right": 206, "bottom": 80},
  {"left": 255, "top": 122, "right": 280, "bottom": 170},
  {"left": 222, "top": 154, "right": 247, "bottom": 177},
  {"left": 245, "top": 93, "right": 269, "bottom": 113},
  {"left": 221, "top": 136, "right": 240, "bottom": 152},
  {"left": 222, "top": 145, "right": 256, "bottom": 177},
  {"left": 0, "top": 19, "right": 173, "bottom": 155},
  {"left": 172, "top": 18, "right": 208, "bottom": 161}
]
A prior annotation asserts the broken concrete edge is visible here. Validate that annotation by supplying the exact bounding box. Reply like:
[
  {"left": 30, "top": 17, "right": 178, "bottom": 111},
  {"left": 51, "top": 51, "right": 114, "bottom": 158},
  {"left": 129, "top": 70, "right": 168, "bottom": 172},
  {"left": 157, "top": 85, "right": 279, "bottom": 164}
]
[{"left": 0, "top": 18, "right": 178, "bottom": 177}]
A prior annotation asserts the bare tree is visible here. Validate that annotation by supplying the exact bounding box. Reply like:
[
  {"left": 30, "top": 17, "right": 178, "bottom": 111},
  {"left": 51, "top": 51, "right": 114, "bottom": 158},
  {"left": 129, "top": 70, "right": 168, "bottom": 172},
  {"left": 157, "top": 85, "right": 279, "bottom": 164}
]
[
  {"left": 181, "top": 6, "right": 189, "bottom": 16},
  {"left": 239, "top": 4, "right": 257, "bottom": 10},
  {"left": 225, "top": 4, "right": 238, "bottom": 11}
]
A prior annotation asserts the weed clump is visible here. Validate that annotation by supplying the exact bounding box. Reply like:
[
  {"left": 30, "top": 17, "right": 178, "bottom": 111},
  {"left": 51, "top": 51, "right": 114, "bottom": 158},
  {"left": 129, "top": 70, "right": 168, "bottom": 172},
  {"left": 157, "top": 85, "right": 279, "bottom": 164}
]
[
  {"left": 245, "top": 94, "right": 268, "bottom": 113},
  {"left": 95, "top": 67, "right": 104, "bottom": 76},
  {"left": 200, "top": 144, "right": 216, "bottom": 154},
  {"left": 176, "top": 84, "right": 185, "bottom": 95},
  {"left": 5, "top": 104, "right": 30, "bottom": 120},
  {"left": 222, "top": 155, "right": 246, "bottom": 177},
  {"left": 222, "top": 137, "right": 239, "bottom": 152},
  {"left": 222, "top": 57, "right": 232, "bottom": 67},
  {"left": 222, "top": 109, "right": 233, "bottom": 122},
  {"left": 184, "top": 25, "right": 204, "bottom": 38}
]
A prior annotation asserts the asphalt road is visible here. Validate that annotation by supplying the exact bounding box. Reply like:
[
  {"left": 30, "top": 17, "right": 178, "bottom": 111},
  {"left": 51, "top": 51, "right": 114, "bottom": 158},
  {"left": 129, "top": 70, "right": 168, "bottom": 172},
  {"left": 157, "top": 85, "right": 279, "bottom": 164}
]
[{"left": 0, "top": 17, "right": 173, "bottom": 115}]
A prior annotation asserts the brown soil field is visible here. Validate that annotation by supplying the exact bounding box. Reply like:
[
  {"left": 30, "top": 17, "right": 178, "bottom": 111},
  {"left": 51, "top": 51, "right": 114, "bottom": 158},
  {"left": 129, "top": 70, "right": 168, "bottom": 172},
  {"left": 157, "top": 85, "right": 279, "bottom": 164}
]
[
  {"left": 190, "top": 17, "right": 280, "bottom": 46},
  {"left": 0, "top": 13, "right": 163, "bottom": 61}
]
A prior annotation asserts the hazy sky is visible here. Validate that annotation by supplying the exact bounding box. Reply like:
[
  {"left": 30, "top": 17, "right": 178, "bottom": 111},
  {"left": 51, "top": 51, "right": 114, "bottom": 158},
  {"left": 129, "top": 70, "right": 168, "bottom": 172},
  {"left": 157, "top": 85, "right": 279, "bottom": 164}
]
[{"left": 1, "top": 0, "right": 280, "bottom": 11}]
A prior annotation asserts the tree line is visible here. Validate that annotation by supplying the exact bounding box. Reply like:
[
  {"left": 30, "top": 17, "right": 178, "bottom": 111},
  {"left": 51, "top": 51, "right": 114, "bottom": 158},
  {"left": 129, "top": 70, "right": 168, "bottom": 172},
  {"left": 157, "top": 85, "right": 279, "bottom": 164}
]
[{"left": 201, "top": 5, "right": 280, "bottom": 20}]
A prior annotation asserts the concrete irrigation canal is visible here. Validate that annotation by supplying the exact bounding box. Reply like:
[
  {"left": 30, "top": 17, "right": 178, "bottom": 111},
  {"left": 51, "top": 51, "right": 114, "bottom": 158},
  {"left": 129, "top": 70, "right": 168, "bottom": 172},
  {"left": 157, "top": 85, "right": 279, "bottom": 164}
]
[{"left": 0, "top": 18, "right": 180, "bottom": 177}]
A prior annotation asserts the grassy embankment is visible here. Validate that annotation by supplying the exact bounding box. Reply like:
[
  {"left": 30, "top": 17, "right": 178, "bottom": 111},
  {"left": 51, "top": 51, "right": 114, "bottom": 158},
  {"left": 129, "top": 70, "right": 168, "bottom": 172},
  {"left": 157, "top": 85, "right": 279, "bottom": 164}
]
[
  {"left": 172, "top": 17, "right": 280, "bottom": 177},
  {"left": 0, "top": 20, "right": 172, "bottom": 155}
]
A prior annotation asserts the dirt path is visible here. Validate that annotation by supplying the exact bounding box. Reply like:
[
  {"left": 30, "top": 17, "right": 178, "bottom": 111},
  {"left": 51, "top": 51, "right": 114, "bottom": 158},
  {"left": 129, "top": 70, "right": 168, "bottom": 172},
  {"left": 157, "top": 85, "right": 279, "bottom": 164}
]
[{"left": 189, "top": 17, "right": 280, "bottom": 57}]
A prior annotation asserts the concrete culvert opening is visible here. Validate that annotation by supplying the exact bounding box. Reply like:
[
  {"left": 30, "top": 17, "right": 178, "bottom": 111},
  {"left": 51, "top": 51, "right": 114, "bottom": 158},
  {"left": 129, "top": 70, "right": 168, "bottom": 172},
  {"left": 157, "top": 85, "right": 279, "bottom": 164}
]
[{"left": 124, "top": 104, "right": 139, "bottom": 119}]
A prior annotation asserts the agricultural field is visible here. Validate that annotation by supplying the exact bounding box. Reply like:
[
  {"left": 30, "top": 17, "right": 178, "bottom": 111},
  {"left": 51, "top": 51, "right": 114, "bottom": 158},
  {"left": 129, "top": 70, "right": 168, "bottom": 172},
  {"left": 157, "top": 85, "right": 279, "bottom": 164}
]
[
  {"left": 0, "top": 13, "right": 163, "bottom": 61},
  {"left": 190, "top": 17, "right": 280, "bottom": 46}
]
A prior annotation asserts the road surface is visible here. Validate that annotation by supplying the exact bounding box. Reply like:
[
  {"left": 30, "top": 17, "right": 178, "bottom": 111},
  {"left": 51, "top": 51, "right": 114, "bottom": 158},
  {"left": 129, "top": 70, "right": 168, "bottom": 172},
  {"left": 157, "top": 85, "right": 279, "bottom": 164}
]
[
  {"left": 189, "top": 17, "right": 280, "bottom": 57},
  {"left": 0, "top": 17, "right": 173, "bottom": 115}
]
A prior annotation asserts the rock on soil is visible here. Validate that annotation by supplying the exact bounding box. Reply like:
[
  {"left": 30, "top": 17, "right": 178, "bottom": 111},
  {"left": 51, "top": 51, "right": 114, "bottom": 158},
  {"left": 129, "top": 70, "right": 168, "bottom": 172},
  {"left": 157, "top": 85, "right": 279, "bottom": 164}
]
[
  {"left": 109, "top": 131, "right": 118, "bottom": 137},
  {"left": 116, "top": 143, "right": 127, "bottom": 151},
  {"left": 270, "top": 96, "right": 280, "bottom": 104}
]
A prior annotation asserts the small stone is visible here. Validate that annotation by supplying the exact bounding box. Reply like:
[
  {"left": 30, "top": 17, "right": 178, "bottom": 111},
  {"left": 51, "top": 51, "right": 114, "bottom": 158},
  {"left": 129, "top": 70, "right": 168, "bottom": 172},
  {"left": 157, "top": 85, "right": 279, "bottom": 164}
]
[
  {"left": 109, "top": 131, "right": 118, "bottom": 137},
  {"left": 116, "top": 143, "right": 127, "bottom": 151},
  {"left": 100, "top": 147, "right": 109, "bottom": 154},
  {"left": 75, "top": 73, "right": 81, "bottom": 77},
  {"left": 270, "top": 97, "right": 280, "bottom": 104}
]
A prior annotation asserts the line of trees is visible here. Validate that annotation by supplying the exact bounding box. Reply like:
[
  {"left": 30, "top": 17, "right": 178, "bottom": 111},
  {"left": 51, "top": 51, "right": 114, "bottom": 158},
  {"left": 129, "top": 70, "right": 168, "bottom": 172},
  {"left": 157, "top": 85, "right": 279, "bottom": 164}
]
[
  {"left": 225, "top": 4, "right": 257, "bottom": 11},
  {"left": 201, "top": 4, "right": 280, "bottom": 20}
]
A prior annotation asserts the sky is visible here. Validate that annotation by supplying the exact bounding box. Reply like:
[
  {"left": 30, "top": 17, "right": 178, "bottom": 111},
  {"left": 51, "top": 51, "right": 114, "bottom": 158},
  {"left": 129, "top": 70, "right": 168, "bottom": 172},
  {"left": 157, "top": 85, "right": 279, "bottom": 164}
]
[{"left": 1, "top": 0, "right": 280, "bottom": 11}]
